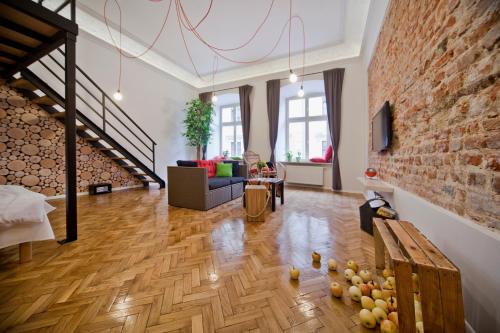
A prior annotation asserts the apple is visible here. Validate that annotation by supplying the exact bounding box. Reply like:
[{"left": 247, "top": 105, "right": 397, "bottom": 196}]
[
  {"left": 359, "top": 269, "right": 372, "bottom": 283},
  {"left": 387, "top": 296, "right": 397, "bottom": 312},
  {"left": 381, "top": 289, "right": 396, "bottom": 299},
  {"left": 311, "top": 251, "right": 321, "bottom": 262},
  {"left": 416, "top": 321, "right": 424, "bottom": 333},
  {"left": 330, "top": 282, "right": 343, "bottom": 298},
  {"left": 375, "top": 299, "right": 388, "bottom": 313},
  {"left": 387, "top": 312, "right": 398, "bottom": 327},
  {"left": 382, "top": 280, "right": 393, "bottom": 290},
  {"left": 371, "top": 289, "right": 383, "bottom": 300},
  {"left": 360, "top": 284, "right": 371, "bottom": 297},
  {"left": 347, "top": 260, "right": 359, "bottom": 272},
  {"left": 387, "top": 276, "right": 396, "bottom": 289},
  {"left": 344, "top": 268, "right": 355, "bottom": 281},
  {"left": 348, "top": 286, "right": 361, "bottom": 302},
  {"left": 359, "top": 309, "right": 377, "bottom": 329},
  {"left": 289, "top": 266, "right": 300, "bottom": 280},
  {"left": 412, "top": 273, "right": 420, "bottom": 292},
  {"left": 380, "top": 319, "right": 397, "bottom": 333},
  {"left": 351, "top": 275, "right": 363, "bottom": 287},
  {"left": 327, "top": 258, "right": 337, "bottom": 271},
  {"left": 368, "top": 280, "right": 380, "bottom": 290},
  {"left": 383, "top": 268, "right": 394, "bottom": 279},
  {"left": 372, "top": 306, "right": 387, "bottom": 323},
  {"left": 361, "top": 296, "right": 375, "bottom": 310}
]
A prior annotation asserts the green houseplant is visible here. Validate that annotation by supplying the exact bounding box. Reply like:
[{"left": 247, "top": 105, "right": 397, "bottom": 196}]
[
  {"left": 182, "top": 98, "right": 214, "bottom": 160},
  {"left": 286, "top": 151, "right": 293, "bottom": 162}
]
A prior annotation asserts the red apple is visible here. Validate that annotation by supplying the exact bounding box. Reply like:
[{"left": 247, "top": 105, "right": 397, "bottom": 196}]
[{"left": 360, "top": 284, "right": 371, "bottom": 297}]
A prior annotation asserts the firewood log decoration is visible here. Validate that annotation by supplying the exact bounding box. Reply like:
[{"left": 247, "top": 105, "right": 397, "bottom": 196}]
[{"left": 0, "top": 80, "right": 142, "bottom": 194}]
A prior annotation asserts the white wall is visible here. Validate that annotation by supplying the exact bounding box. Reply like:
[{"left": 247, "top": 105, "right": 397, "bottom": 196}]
[
  {"left": 200, "top": 57, "right": 368, "bottom": 193},
  {"left": 30, "top": 31, "right": 197, "bottom": 182},
  {"left": 360, "top": 0, "right": 390, "bottom": 69}
]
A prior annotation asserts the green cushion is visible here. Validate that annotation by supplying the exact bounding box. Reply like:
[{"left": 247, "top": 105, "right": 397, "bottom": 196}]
[{"left": 216, "top": 163, "right": 232, "bottom": 177}]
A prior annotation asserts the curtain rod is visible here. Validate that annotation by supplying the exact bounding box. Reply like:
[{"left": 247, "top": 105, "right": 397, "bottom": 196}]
[{"left": 209, "top": 71, "right": 325, "bottom": 94}]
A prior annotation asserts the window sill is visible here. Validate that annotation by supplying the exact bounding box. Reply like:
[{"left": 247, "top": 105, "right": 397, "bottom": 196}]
[{"left": 279, "top": 161, "right": 332, "bottom": 167}]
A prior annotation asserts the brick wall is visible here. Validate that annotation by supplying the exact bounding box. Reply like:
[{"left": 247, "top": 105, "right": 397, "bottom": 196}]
[
  {"left": 368, "top": 0, "right": 499, "bottom": 229},
  {"left": 0, "top": 80, "right": 142, "bottom": 195}
]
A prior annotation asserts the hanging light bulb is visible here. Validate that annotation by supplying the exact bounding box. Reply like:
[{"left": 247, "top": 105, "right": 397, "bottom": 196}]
[
  {"left": 297, "top": 85, "right": 304, "bottom": 97},
  {"left": 113, "top": 90, "right": 123, "bottom": 101},
  {"left": 211, "top": 94, "right": 218, "bottom": 103},
  {"left": 289, "top": 70, "right": 298, "bottom": 83}
]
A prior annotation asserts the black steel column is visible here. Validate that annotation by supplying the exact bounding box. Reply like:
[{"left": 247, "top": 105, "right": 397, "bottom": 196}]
[{"left": 62, "top": 32, "right": 77, "bottom": 243}]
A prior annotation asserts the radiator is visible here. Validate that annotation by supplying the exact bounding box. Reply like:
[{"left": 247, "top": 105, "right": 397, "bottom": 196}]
[{"left": 286, "top": 165, "right": 324, "bottom": 186}]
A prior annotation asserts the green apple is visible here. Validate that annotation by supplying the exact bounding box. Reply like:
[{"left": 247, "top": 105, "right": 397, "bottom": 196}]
[
  {"left": 359, "top": 269, "right": 372, "bottom": 283},
  {"left": 359, "top": 309, "right": 377, "bottom": 329},
  {"left": 327, "top": 258, "right": 337, "bottom": 271},
  {"left": 372, "top": 306, "right": 387, "bottom": 323},
  {"left": 344, "top": 268, "right": 355, "bottom": 281},
  {"left": 351, "top": 275, "right": 363, "bottom": 287},
  {"left": 348, "top": 286, "right": 361, "bottom": 302},
  {"left": 375, "top": 299, "right": 388, "bottom": 313}
]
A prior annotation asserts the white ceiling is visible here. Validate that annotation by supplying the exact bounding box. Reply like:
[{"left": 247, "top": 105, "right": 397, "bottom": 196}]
[{"left": 48, "top": 0, "right": 371, "bottom": 88}]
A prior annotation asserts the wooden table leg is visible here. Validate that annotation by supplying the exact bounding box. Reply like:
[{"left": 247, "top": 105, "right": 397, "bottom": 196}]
[
  {"left": 19, "top": 242, "right": 32, "bottom": 263},
  {"left": 373, "top": 224, "right": 385, "bottom": 270}
]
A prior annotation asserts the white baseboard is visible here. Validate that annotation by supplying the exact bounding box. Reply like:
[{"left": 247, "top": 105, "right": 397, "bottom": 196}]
[
  {"left": 46, "top": 185, "right": 144, "bottom": 201},
  {"left": 364, "top": 180, "right": 499, "bottom": 332}
]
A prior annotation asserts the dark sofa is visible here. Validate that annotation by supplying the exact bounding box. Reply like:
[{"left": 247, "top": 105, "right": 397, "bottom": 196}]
[{"left": 167, "top": 160, "right": 248, "bottom": 210}]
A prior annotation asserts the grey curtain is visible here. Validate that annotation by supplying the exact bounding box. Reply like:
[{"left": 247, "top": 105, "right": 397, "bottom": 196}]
[
  {"left": 323, "top": 68, "right": 345, "bottom": 190},
  {"left": 238, "top": 85, "right": 252, "bottom": 152},
  {"left": 266, "top": 79, "right": 280, "bottom": 164},
  {"left": 198, "top": 92, "right": 213, "bottom": 160}
]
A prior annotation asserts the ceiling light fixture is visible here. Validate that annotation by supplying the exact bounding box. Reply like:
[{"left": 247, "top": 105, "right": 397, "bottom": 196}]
[
  {"left": 211, "top": 94, "right": 218, "bottom": 103},
  {"left": 289, "top": 70, "right": 298, "bottom": 83},
  {"left": 113, "top": 90, "right": 123, "bottom": 101},
  {"left": 297, "top": 85, "right": 304, "bottom": 97}
]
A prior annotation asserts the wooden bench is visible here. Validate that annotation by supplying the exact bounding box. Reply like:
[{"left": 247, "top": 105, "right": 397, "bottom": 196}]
[{"left": 373, "top": 218, "right": 464, "bottom": 333}]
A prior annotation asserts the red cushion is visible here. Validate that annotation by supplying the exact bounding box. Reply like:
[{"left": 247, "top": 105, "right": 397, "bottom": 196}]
[
  {"left": 310, "top": 157, "right": 328, "bottom": 163},
  {"left": 197, "top": 160, "right": 216, "bottom": 178},
  {"left": 324, "top": 145, "right": 333, "bottom": 162}
]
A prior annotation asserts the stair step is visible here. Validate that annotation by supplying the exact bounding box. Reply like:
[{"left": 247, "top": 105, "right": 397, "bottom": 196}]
[
  {"left": 10, "top": 78, "right": 37, "bottom": 91},
  {"left": 97, "top": 147, "right": 114, "bottom": 151},
  {"left": 110, "top": 157, "right": 126, "bottom": 160},
  {"left": 122, "top": 165, "right": 137, "bottom": 168},
  {"left": 131, "top": 173, "right": 146, "bottom": 176},
  {"left": 77, "top": 125, "right": 87, "bottom": 131},
  {"left": 52, "top": 111, "right": 65, "bottom": 119},
  {"left": 32, "top": 95, "right": 56, "bottom": 106},
  {"left": 142, "top": 180, "right": 158, "bottom": 183},
  {"left": 84, "top": 137, "right": 100, "bottom": 142}
]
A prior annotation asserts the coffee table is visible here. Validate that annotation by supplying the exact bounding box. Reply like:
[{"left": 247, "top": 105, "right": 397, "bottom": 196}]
[{"left": 243, "top": 178, "right": 284, "bottom": 211}]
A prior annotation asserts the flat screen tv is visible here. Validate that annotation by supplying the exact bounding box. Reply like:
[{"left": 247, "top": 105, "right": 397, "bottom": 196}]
[{"left": 372, "top": 101, "right": 392, "bottom": 152}]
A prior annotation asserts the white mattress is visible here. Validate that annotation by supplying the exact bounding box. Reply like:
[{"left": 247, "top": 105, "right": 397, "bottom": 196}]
[{"left": 0, "top": 185, "right": 55, "bottom": 249}]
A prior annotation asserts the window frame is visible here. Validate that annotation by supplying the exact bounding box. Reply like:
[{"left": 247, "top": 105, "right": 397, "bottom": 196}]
[
  {"left": 219, "top": 103, "right": 242, "bottom": 157},
  {"left": 285, "top": 93, "right": 330, "bottom": 160}
]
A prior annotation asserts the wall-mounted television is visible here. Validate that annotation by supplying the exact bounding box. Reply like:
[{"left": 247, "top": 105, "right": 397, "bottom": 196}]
[{"left": 372, "top": 101, "right": 392, "bottom": 152}]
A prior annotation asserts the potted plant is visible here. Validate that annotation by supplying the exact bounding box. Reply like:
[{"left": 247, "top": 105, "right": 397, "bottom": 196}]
[
  {"left": 182, "top": 98, "right": 214, "bottom": 160},
  {"left": 286, "top": 151, "right": 293, "bottom": 162},
  {"left": 223, "top": 150, "right": 229, "bottom": 159},
  {"left": 296, "top": 152, "right": 301, "bottom": 162}
]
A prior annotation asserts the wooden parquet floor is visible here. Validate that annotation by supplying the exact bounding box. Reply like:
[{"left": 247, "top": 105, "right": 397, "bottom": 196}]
[{"left": 0, "top": 187, "right": 377, "bottom": 333}]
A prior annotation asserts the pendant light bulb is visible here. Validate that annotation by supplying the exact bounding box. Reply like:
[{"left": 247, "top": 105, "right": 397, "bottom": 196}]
[
  {"left": 298, "top": 85, "right": 304, "bottom": 97},
  {"left": 113, "top": 90, "right": 123, "bottom": 101},
  {"left": 289, "top": 70, "right": 298, "bottom": 83},
  {"left": 211, "top": 94, "right": 218, "bottom": 103}
]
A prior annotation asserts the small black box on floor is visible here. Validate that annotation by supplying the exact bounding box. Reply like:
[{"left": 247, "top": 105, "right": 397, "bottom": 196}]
[
  {"left": 359, "top": 198, "right": 395, "bottom": 235},
  {"left": 89, "top": 183, "right": 112, "bottom": 195}
]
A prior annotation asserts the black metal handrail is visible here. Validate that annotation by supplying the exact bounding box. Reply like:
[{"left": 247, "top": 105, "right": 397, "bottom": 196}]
[
  {"left": 33, "top": 48, "right": 157, "bottom": 172},
  {"left": 36, "top": 0, "right": 75, "bottom": 22}
]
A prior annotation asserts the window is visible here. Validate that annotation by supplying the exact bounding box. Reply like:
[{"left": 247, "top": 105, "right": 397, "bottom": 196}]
[
  {"left": 286, "top": 95, "right": 329, "bottom": 160},
  {"left": 220, "top": 104, "right": 243, "bottom": 157}
]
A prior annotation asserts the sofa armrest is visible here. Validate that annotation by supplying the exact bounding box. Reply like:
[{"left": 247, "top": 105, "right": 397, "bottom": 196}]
[
  {"left": 238, "top": 163, "right": 248, "bottom": 178},
  {"left": 167, "top": 166, "right": 208, "bottom": 210}
]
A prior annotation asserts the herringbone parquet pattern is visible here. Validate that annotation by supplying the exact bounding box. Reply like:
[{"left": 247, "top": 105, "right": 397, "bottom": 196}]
[{"left": 0, "top": 187, "right": 376, "bottom": 332}]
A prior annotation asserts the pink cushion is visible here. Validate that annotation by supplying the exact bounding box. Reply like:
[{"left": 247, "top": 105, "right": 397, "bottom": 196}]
[
  {"left": 324, "top": 145, "right": 333, "bottom": 162},
  {"left": 310, "top": 157, "right": 328, "bottom": 163}
]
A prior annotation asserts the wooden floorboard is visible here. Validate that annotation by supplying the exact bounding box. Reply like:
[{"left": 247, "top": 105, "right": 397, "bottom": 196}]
[{"left": 0, "top": 187, "right": 378, "bottom": 332}]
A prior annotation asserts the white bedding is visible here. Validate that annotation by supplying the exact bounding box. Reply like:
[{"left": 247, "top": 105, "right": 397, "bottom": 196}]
[{"left": 0, "top": 185, "right": 55, "bottom": 249}]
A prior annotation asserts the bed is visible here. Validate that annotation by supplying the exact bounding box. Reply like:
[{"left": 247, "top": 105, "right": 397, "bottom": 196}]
[{"left": 0, "top": 185, "right": 55, "bottom": 263}]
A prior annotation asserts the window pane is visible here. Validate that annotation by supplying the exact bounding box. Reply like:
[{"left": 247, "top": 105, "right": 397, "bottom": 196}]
[
  {"left": 309, "top": 120, "right": 328, "bottom": 158},
  {"left": 222, "top": 107, "right": 232, "bottom": 123},
  {"left": 288, "top": 122, "right": 305, "bottom": 159},
  {"left": 309, "top": 96, "right": 326, "bottom": 116},
  {"left": 235, "top": 125, "right": 243, "bottom": 157},
  {"left": 222, "top": 126, "right": 234, "bottom": 155},
  {"left": 288, "top": 98, "right": 305, "bottom": 118},
  {"left": 235, "top": 106, "right": 241, "bottom": 122}
]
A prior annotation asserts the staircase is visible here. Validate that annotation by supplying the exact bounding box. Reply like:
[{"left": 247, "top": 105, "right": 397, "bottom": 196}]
[{"left": 10, "top": 50, "right": 165, "bottom": 188}]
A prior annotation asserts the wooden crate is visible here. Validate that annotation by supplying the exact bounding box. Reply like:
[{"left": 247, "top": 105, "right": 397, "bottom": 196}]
[
  {"left": 373, "top": 218, "right": 464, "bottom": 333},
  {"left": 245, "top": 185, "right": 267, "bottom": 222}
]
